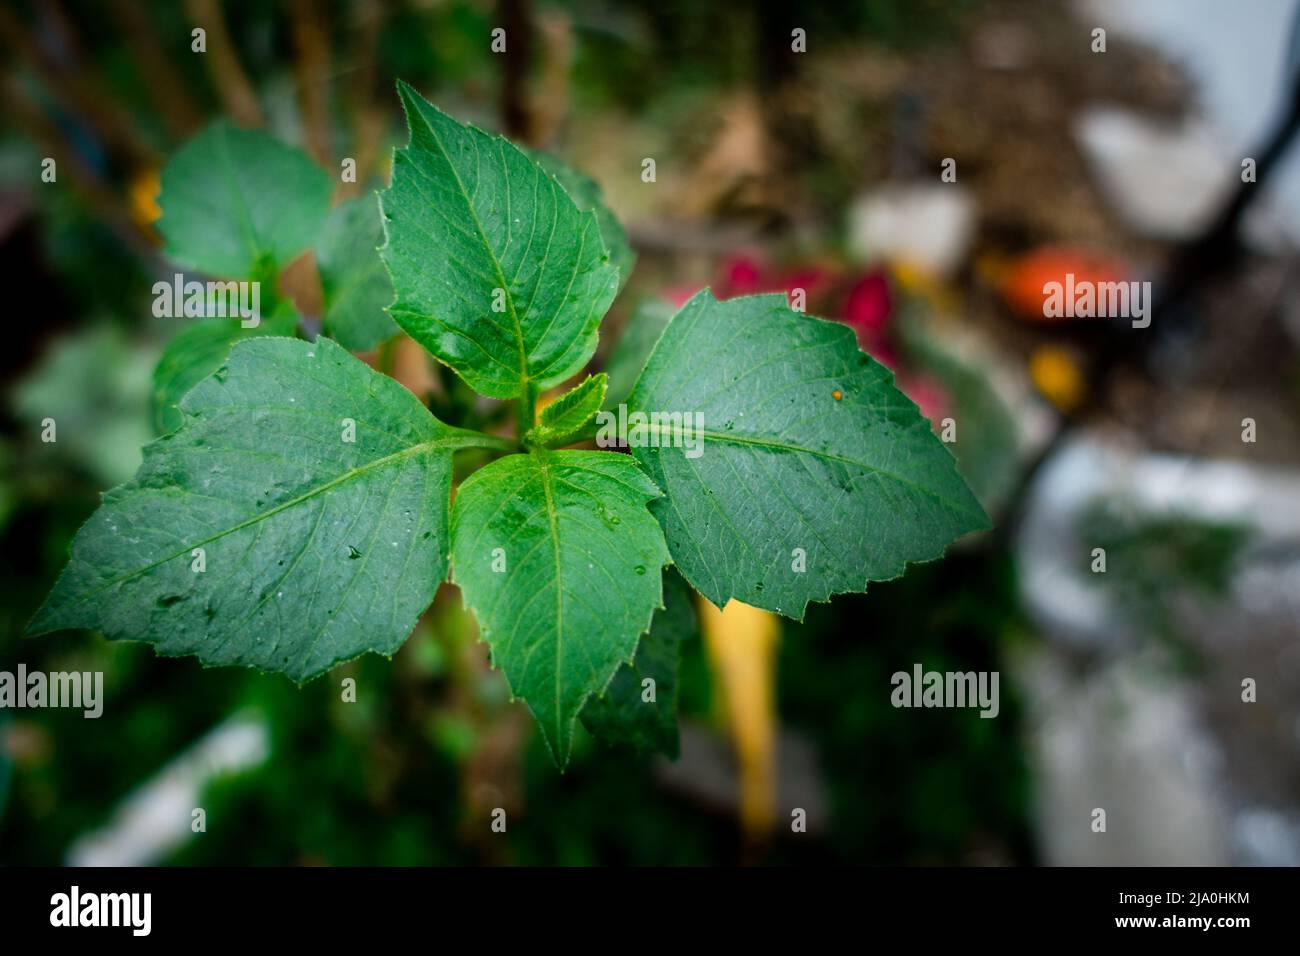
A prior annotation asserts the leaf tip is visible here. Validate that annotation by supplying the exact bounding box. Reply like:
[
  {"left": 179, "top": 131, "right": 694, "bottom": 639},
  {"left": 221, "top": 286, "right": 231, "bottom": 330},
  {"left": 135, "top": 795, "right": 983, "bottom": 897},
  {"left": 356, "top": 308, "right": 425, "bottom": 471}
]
[{"left": 24, "top": 603, "right": 59, "bottom": 638}]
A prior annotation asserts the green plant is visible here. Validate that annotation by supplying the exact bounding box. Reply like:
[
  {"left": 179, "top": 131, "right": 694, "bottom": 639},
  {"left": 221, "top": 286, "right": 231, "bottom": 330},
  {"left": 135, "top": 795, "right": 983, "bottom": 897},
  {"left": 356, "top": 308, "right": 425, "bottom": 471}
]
[{"left": 29, "top": 82, "right": 988, "bottom": 767}]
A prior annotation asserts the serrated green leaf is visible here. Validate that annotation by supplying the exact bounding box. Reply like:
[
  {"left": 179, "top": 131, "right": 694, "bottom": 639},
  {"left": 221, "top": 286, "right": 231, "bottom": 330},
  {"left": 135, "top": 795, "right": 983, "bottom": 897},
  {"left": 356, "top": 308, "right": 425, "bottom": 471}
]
[
  {"left": 581, "top": 569, "right": 694, "bottom": 757},
  {"left": 528, "top": 373, "right": 606, "bottom": 447},
  {"left": 158, "top": 121, "right": 332, "bottom": 278},
  {"left": 152, "top": 309, "right": 298, "bottom": 433},
  {"left": 627, "top": 289, "right": 990, "bottom": 618},
  {"left": 604, "top": 298, "right": 675, "bottom": 407},
  {"left": 380, "top": 82, "right": 619, "bottom": 399},
  {"left": 317, "top": 196, "right": 399, "bottom": 351},
  {"left": 31, "top": 336, "right": 496, "bottom": 681},
  {"left": 450, "top": 449, "right": 670, "bottom": 766},
  {"left": 531, "top": 148, "right": 636, "bottom": 292}
]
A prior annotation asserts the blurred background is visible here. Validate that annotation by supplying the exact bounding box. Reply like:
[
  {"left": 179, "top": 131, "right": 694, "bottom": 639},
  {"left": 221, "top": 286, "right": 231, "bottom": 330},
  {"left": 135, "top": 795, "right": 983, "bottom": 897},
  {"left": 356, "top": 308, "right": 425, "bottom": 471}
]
[{"left": 2, "top": 0, "right": 1299, "bottom": 866}]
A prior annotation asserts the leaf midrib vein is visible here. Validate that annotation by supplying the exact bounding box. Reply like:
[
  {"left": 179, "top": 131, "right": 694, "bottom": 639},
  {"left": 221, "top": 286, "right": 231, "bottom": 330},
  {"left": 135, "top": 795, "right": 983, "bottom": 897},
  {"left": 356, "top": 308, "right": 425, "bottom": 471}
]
[
  {"left": 65, "top": 435, "right": 481, "bottom": 608},
  {"left": 416, "top": 108, "right": 531, "bottom": 389},
  {"left": 642, "top": 426, "right": 980, "bottom": 518},
  {"left": 537, "top": 457, "right": 566, "bottom": 746}
]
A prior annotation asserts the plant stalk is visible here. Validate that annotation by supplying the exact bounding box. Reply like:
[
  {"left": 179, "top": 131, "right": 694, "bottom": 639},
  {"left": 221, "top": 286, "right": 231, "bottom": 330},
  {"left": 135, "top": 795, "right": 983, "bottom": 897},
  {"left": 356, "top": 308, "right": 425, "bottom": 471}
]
[{"left": 517, "top": 382, "right": 538, "bottom": 444}]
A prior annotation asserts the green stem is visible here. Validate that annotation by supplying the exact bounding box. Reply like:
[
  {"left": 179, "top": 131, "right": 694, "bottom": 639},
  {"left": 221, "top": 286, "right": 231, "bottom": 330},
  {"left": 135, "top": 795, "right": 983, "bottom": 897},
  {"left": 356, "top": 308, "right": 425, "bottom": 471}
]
[
  {"left": 517, "top": 381, "right": 538, "bottom": 444},
  {"left": 253, "top": 259, "right": 283, "bottom": 324}
]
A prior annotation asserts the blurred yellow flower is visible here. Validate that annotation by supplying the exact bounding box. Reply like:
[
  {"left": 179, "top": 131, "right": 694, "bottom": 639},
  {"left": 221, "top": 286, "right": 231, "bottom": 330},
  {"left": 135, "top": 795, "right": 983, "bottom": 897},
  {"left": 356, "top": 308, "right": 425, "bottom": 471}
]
[
  {"left": 1030, "top": 345, "right": 1085, "bottom": 412},
  {"left": 128, "top": 168, "right": 162, "bottom": 227}
]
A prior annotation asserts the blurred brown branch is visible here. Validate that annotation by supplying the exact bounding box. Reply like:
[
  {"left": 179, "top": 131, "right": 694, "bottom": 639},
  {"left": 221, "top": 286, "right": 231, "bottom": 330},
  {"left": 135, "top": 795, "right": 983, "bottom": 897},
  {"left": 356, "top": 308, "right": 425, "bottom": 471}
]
[
  {"left": 185, "top": 0, "right": 264, "bottom": 126},
  {"left": 341, "top": 0, "right": 386, "bottom": 193},
  {"left": 290, "top": 0, "right": 333, "bottom": 166},
  {"left": 108, "top": 0, "right": 203, "bottom": 138}
]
